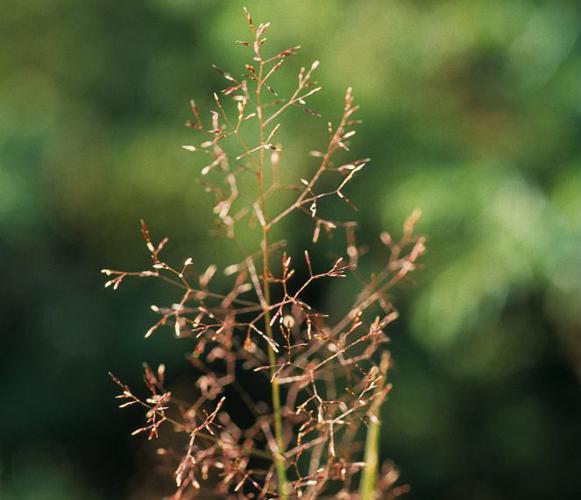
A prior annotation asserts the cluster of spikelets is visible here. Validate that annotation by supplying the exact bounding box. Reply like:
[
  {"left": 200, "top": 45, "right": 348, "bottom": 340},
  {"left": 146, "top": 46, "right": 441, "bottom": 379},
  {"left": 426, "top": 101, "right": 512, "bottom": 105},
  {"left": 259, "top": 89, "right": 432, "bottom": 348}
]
[{"left": 103, "top": 8, "right": 425, "bottom": 500}]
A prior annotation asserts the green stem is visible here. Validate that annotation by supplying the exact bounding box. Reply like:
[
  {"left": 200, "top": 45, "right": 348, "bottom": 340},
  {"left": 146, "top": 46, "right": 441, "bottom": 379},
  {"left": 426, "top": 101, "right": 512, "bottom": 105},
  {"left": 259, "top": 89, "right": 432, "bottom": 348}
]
[
  {"left": 256, "top": 60, "right": 289, "bottom": 499},
  {"left": 360, "top": 410, "right": 380, "bottom": 500},
  {"left": 360, "top": 353, "right": 390, "bottom": 500}
]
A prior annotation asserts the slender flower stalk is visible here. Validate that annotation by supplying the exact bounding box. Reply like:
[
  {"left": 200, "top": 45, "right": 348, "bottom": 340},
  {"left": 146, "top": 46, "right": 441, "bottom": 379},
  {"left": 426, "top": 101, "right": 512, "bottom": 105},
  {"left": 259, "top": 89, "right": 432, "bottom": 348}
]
[{"left": 256, "top": 44, "right": 289, "bottom": 498}]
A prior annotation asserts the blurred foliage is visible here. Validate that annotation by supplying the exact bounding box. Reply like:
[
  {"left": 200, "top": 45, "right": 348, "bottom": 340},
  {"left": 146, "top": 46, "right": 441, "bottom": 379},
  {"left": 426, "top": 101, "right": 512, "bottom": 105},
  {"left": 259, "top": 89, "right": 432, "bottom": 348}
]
[{"left": 1, "top": 0, "right": 580, "bottom": 499}]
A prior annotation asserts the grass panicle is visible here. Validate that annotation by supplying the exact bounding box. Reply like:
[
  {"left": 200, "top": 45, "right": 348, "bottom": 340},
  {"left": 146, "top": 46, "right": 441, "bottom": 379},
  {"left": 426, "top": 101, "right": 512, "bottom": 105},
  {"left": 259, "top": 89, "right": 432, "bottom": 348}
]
[{"left": 104, "top": 8, "right": 425, "bottom": 499}]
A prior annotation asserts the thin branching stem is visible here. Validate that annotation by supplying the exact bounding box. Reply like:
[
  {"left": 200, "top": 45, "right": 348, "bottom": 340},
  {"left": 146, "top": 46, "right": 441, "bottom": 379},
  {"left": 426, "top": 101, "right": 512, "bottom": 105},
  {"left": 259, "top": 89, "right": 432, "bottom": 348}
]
[{"left": 256, "top": 53, "right": 290, "bottom": 500}]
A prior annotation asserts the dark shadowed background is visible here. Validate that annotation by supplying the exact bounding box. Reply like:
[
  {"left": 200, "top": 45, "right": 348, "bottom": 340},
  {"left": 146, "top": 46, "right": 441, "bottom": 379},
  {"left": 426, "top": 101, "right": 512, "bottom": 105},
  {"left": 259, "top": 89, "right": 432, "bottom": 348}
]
[{"left": 1, "top": 1, "right": 580, "bottom": 499}]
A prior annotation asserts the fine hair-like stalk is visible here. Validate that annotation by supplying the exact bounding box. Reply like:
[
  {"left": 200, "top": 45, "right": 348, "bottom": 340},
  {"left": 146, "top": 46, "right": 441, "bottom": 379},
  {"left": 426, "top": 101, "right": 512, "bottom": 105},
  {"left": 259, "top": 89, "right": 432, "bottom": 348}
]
[{"left": 255, "top": 28, "right": 289, "bottom": 497}]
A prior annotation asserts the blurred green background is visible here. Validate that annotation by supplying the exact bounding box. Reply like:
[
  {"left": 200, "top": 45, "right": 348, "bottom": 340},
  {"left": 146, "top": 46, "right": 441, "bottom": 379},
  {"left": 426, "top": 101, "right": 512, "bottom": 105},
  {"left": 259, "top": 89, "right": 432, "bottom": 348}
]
[{"left": 1, "top": 0, "right": 580, "bottom": 498}]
